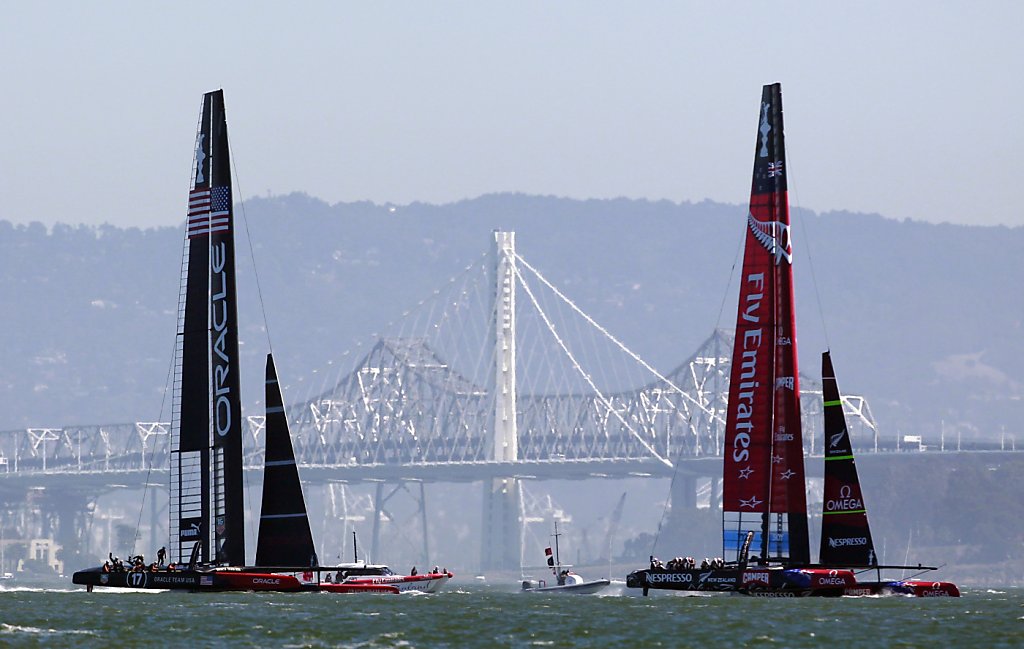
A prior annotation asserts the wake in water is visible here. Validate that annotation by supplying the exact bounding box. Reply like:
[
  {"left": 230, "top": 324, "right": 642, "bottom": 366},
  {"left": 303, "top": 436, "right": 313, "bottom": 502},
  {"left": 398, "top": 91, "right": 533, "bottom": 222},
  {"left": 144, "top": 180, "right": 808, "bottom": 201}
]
[
  {"left": 0, "top": 585, "right": 78, "bottom": 594},
  {"left": 1, "top": 623, "right": 97, "bottom": 638}
]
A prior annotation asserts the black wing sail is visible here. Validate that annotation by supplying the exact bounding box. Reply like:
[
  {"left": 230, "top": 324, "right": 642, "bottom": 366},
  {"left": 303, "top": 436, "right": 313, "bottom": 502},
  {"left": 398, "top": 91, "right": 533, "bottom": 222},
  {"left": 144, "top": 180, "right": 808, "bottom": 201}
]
[
  {"left": 255, "top": 354, "right": 317, "bottom": 568},
  {"left": 818, "top": 351, "right": 877, "bottom": 566},
  {"left": 205, "top": 90, "right": 246, "bottom": 567}
]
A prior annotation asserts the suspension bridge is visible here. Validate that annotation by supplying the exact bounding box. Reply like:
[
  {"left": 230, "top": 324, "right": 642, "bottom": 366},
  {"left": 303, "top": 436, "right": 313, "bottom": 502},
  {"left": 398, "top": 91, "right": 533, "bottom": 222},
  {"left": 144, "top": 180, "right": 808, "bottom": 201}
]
[{"left": 0, "top": 232, "right": 1013, "bottom": 575}]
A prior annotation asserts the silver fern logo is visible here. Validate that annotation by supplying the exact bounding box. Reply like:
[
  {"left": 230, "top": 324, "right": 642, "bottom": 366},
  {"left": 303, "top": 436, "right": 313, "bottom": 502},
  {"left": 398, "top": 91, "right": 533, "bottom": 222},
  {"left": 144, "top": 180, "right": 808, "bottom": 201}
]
[{"left": 747, "top": 212, "right": 792, "bottom": 264}]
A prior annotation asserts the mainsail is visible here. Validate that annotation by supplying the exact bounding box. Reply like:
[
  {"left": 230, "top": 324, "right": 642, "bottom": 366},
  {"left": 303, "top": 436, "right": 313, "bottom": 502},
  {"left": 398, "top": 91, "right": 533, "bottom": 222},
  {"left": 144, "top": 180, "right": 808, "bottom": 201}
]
[
  {"left": 819, "top": 351, "right": 876, "bottom": 566},
  {"left": 721, "top": 83, "right": 809, "bottom": 564},
  {"left": 171, "top": 89, "right": 245, "bottom": 567},
  {"left": 255, "top": 354, "right": 317, "bottom": 567}
]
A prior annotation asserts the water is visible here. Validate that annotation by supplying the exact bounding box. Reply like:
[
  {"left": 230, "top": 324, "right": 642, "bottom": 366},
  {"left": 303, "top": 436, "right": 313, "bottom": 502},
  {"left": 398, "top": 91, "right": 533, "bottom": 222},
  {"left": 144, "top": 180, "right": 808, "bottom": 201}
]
[{"left": 0, "top": 583, "right": 1021, "bottom": 648}]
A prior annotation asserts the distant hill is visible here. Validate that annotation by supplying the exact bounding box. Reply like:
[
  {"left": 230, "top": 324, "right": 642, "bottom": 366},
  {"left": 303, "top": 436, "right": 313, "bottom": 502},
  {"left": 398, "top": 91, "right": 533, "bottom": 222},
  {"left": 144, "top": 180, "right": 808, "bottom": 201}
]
[{"left": 1, "top": 193, "right": 1020, "bottom": 443}]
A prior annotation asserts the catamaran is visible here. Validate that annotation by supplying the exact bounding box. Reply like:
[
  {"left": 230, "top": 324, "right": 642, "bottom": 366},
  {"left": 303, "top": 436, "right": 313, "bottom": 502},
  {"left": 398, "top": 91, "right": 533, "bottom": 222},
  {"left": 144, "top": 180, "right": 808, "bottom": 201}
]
[
  {"left": 72, "top": 90, "right": 449, "bottom": 594},
  {"left": 625, "top": 83, "right": 959, "bottom": 597}
]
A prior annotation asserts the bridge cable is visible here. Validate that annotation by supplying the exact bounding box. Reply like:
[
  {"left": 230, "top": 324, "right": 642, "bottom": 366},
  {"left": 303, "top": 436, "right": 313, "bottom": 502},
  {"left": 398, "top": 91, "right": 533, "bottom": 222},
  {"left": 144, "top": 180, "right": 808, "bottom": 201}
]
[
  {"left": 300, "top": 251, "right": 488, "bottom": 404},
  {"left": 514, "top": 253, "right": 717, "bottom": 419},
  {"left": 510, "top": 262, "right": 672, "bottom": 467}
]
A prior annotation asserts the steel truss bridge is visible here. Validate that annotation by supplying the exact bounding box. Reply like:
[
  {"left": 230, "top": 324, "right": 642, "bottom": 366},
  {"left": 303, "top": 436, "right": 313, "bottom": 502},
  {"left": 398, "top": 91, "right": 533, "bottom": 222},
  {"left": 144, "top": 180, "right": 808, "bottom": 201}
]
[
  {"left": 0, "top": 328, "right": 883, "bottom": 486},
  {"left": 0, "top": 231, "right": 1007, "bottom": 573}
]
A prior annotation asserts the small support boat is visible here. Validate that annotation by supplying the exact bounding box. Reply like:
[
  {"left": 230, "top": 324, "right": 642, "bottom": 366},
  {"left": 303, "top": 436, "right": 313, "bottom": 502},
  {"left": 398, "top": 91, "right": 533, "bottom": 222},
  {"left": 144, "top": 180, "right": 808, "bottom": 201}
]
[
  {"left": 334, "top": 563, "right": 452, "bottom": 593},
  {"left": 521, "top": 522, "right": 609, "bottom": 594}
]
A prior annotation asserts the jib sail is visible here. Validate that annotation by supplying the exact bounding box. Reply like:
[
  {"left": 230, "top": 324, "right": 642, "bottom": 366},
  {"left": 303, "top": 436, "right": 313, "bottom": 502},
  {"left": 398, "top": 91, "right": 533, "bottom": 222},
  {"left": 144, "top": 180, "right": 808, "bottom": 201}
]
[
  {"left": 818, "top": 351, "right": 876, "bottom": 566},
  {"left": 255, "top": 354, "right": 317, "bottom": 568}
]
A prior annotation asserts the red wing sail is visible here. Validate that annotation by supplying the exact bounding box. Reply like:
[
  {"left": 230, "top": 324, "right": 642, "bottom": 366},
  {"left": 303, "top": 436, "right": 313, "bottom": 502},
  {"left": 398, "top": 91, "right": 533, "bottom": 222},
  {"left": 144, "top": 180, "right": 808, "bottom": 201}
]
[
  {"left": 722, "top": 83, "right": 809, "bottom": 564},
  {"left": 818, "top": 351, "right": 876, "bottom": 566}
]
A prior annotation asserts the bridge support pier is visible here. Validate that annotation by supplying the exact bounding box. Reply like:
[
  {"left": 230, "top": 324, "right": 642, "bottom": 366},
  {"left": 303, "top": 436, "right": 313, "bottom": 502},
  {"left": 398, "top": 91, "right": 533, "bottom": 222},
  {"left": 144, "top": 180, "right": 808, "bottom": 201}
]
[
  {"left": 370, "top": 481, "right": 431, "bottom": 569},
  {"left": 671, "top": 474, "right": 697, "bottom": 511},
  {"left": 15, "top": 486, "right": 96, "bottom": 575},
  {"left": 480, "top": 477, "right": 521, "bottom": 572}
]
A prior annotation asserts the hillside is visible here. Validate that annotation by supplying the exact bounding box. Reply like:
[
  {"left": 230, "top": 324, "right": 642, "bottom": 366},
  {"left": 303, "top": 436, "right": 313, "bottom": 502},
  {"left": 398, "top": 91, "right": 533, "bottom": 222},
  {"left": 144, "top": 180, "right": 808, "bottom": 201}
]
[{"left": 0, "top": 193, "right": 1020, "bottom": 442}]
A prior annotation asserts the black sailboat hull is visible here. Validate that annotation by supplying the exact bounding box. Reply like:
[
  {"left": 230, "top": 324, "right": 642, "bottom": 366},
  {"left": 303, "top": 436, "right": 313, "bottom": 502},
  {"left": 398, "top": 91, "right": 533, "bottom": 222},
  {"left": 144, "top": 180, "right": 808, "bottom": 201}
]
[
  {"left": 625, "top": 566, "right": 855, "bottom": 597},
  {"left": 72, "top": 567, "right": 304, "bottom": 592},
  {"left": 624, "top": 567, "right": 960, "bottom": 597}
]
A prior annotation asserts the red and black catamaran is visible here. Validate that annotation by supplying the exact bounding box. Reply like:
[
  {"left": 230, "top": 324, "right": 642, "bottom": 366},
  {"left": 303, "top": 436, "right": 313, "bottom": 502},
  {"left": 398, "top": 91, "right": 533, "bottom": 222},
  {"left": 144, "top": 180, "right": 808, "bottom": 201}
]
[
  {"left": 625, "top": 83, "right": 959, "bottom": 597},
  {"left": 72, "top": 91, "right": 447, "bottom": 594}
]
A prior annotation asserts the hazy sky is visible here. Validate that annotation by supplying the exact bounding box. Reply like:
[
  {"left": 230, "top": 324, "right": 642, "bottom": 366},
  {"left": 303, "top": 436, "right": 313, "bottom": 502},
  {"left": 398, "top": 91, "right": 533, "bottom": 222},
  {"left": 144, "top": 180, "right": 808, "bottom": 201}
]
[{"left": 2, "top": 1, "right": 1021, "bottom": 228}]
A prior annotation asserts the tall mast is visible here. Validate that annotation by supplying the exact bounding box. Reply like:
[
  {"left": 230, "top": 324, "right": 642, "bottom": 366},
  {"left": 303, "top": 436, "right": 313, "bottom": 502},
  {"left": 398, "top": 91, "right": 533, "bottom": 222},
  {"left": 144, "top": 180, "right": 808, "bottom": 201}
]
[
  {"left": 553, "top": 520, "right": 561, "bottom": 571},
  {"left": 206, "top": 90, "right": 245, "bottom": 567}
]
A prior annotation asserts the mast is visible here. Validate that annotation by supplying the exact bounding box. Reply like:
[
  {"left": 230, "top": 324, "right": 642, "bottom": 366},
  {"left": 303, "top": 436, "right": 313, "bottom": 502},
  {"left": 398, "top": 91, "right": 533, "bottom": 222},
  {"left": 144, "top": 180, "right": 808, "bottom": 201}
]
[
  {"left": 255, "top": 354, "right": 317, "bottom": 567},
  {"left": 721, "top": 83, "right": 809, "bottom": 565},
  {"left": 206, "top": 90, "right": 245, "bottom": 567},
  {"left": 170, "top": 90, "right": 245, "bottom": 567},
  {"left": 819, "top": 351, "right": 877, "bottom": 566},
  {"left": 553, "top": 520, "right": 561, "bottom": 571},
  {"left": 543, "top": 521, "right": 565, "bottom": 583}
]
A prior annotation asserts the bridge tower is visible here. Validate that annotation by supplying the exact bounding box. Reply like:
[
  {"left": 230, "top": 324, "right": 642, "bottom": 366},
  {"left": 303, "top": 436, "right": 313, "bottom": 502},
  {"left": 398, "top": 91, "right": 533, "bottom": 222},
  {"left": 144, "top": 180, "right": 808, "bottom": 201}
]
[{"left": 481, "top": 231, "right": 521, "bottom": 571}]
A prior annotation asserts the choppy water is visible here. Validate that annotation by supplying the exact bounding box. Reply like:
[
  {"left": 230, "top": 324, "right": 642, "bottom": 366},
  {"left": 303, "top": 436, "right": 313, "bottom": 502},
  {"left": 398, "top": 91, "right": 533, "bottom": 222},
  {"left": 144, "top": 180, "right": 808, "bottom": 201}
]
[{"left": 0, "top": 582, "right": 1021, "bottom": 648}]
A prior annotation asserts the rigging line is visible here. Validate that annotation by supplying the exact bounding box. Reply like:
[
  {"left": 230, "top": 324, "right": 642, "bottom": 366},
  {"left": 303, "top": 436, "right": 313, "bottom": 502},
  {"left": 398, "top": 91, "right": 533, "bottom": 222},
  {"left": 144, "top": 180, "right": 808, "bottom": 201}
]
[
  {"left": 132, "top": 168, "right": 199, "bottom": 558},
  {"left": 225, "top": 126, "right": 275, "bottom": 356},
  {"left": 510, "top": 262, "right": 671, "bottom": 467},
  {"left": 140, "top": 99, "right": 208, "bottom": 560},
  {"left": 650, "top": 466, "right": 679, "bottom": 557},
  {"left": 131, "top": 335, "right": 180, "bottom": 557},
  {"left": 513, "top": 252, "right": 717, "bottom": 419},
  {"left": 221, "top": 118, "right": 264, "bottom": 559},
  {"left": 786, "top": 141, "right": 831, "bottom": 352},
  {"left": 715, "top": 215, "right": 747, "bottom": 331}
]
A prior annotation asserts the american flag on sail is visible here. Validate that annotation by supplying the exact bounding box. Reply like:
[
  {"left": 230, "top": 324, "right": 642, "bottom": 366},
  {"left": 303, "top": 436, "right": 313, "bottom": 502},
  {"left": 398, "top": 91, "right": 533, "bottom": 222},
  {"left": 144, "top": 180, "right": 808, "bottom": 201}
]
[{"left": 187, "top": 186, "right": 231, "bottom": 238}]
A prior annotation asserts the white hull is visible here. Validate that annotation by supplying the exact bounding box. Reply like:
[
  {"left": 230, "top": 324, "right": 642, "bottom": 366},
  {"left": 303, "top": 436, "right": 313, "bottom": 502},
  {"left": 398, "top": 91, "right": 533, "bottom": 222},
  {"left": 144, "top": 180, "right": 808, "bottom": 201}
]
[
  {"left": 523, "top": 579, "right": 610, "bottom": 594},
  {"left": 344, "top": 573, "right": 451, "bottom": 593}
]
